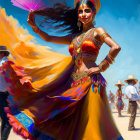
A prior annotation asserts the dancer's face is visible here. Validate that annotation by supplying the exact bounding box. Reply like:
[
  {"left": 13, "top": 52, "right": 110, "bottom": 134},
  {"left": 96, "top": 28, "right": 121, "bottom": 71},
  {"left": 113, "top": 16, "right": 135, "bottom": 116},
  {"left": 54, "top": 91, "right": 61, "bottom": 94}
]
[{"left": 78, "top": 4, "right": 94, "bottom": 25}]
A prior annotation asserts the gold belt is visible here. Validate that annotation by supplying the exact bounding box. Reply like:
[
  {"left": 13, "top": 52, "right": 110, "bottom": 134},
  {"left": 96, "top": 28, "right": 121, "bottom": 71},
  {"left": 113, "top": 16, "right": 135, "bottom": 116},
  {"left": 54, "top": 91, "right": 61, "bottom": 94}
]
[{"left": 71, "top": 71, "right": 89, "bottom": 81}]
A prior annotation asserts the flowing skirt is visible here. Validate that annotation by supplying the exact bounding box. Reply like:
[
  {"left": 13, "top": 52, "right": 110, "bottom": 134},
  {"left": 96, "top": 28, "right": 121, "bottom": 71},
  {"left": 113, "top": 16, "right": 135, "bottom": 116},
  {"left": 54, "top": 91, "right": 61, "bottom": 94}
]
[
  {"left": 0, "top": 8, "right": 123, "bottom": 140},
  {"left": 1, "top": 61, "right": 123, "bottom": 140}
]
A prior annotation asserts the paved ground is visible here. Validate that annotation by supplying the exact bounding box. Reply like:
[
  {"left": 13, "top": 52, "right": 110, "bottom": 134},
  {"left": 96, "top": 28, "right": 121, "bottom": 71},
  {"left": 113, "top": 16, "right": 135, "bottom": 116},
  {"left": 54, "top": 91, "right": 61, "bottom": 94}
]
[{"left": 0, "top": 109, "right": 140, "bottom": 140}]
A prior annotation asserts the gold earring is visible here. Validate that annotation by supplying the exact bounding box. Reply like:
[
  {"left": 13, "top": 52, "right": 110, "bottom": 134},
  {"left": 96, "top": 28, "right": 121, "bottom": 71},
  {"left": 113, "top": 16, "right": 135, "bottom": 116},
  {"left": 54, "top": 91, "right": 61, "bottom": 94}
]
[
  {"left": 77, "top": 20, "right": 81, "bottom": 31},
  {"left": 93, "top": 20, "right": 96, "bottom": 26}
]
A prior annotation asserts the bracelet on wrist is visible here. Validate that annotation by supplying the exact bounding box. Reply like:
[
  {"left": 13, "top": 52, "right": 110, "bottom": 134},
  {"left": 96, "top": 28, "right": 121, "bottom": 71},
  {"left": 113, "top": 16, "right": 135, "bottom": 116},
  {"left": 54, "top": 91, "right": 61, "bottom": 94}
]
[
  {"left": 105, "top": 54, "right": 114, "bottom": 64},
  {"left": 99, "top": 59, "right": 110, "bottom": 72},
  {"left": 32, "top": 25, "right": 40, "bottom": 33},
  {"left": 99, "top": 53, "right": 116, "bottom": 72}
]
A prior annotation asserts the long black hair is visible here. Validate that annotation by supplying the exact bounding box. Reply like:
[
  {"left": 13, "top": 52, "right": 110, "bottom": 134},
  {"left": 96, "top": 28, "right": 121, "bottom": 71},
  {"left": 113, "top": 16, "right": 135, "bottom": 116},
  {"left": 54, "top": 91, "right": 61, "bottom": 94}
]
[{"left": 34, "top": 0, "right": 96, "bottom": 34}]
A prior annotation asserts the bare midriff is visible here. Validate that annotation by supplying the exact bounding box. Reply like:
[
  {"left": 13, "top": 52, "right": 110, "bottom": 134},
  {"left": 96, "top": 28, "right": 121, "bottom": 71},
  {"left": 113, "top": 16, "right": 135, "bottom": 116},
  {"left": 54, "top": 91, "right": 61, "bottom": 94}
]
[{"left": 74, "top": 53, "right": 97, "bottom": 73}]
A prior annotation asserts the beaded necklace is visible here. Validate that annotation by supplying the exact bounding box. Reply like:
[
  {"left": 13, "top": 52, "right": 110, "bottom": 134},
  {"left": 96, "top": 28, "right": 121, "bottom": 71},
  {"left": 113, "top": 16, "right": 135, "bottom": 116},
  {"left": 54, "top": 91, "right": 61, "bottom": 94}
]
[{"left": 73, "top": 28, "right": 94, "bottom": 67}]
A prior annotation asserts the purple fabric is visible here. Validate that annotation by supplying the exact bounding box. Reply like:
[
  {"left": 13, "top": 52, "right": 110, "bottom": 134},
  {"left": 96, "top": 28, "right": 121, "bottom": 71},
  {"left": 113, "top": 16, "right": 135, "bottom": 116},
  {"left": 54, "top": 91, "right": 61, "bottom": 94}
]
[
  {"left": 91, "top": 73, "right": 107, "bottom": 87},
  {"left": 11, "top": 0, "right": 47, "bottom": 11}
]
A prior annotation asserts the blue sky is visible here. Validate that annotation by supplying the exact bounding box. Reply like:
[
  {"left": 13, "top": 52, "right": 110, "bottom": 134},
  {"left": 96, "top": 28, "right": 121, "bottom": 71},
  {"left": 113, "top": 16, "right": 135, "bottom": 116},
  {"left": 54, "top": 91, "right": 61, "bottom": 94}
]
[{"left": 0, "top": 0, "right": 140, "bottom": 96}]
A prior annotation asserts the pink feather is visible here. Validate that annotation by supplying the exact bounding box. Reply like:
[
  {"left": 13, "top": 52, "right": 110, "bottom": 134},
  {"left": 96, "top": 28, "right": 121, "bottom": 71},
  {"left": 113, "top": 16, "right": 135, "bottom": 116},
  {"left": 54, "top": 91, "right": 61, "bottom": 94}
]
[{"left": 11, "top": 0, "right": 47, "bottom": 11}]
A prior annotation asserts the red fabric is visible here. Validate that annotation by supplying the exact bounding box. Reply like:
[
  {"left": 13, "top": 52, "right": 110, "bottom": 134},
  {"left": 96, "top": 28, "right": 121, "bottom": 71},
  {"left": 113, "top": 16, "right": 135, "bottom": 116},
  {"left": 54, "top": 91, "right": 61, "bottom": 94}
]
[
  {"left": 69, "top": 39, "right": 99, "bottom": 56},
  {"left": 4, "top": 107, "right": 34, "bottom": 139}
]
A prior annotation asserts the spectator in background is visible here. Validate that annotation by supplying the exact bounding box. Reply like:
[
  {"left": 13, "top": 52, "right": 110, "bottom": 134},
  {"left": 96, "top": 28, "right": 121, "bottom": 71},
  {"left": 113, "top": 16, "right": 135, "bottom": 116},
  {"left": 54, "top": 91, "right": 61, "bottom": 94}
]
[
  {"left": 124, "top": 75, "right": 140, "bottom": 131},
  {"left": 0, "top": 46, "right": 11, "bottom": 140},
  {"left": 115, "top": 80, "right": 125, "bottom": 117}
]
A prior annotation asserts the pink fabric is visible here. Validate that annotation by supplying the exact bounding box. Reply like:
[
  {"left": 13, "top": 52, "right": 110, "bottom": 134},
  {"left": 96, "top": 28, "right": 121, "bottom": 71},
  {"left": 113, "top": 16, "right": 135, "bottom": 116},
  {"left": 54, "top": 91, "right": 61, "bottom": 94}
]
[{"left": 11, "top": 0, "right": 47, "bottom": 11}]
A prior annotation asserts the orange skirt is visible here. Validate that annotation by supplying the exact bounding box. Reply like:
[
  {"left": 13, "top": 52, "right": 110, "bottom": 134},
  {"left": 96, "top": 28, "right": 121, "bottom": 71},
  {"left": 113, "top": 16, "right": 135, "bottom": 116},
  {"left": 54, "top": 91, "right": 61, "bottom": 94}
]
[{"left": 2, "top": 61, "right": 123, "bottom": 140}]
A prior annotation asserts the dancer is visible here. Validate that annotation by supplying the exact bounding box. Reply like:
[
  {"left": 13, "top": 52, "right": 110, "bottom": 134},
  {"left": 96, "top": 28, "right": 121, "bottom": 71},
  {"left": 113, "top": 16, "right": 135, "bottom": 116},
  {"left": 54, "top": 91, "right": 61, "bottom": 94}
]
[
  {"left": 115, "top": 80, "right": 125, "bottom": 117},
  {"left": 0, "top": 46, "right": 12, "bottom": 140},
  {"left": 1, "top": 0, "right": 123, "bottom": 139},
  {"left": 125, "top": 75, "right": 140, "bottom": 131}
]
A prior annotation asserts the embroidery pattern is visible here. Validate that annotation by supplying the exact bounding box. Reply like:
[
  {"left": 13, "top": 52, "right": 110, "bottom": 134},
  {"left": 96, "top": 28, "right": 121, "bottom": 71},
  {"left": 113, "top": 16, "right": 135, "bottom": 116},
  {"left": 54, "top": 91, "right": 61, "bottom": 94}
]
[
  {"left": 72, "top": 28, "right": 102, "bottom": 67},
  {"left": 15, "top": 112, "right": 34, "bottom": 133}
]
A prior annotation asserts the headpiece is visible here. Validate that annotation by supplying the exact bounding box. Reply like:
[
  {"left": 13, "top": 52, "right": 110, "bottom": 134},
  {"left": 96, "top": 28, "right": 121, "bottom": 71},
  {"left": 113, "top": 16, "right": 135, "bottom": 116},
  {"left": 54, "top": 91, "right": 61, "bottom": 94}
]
[{"left": 74, "top": 0, "right": 101, "bottom": 13}]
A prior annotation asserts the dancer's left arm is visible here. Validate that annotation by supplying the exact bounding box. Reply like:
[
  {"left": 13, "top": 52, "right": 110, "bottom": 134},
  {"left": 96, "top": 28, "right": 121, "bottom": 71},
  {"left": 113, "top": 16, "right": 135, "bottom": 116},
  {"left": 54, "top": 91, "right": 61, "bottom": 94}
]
[{"left": 87, "top": 27, "right": 121, "bottom": 75}]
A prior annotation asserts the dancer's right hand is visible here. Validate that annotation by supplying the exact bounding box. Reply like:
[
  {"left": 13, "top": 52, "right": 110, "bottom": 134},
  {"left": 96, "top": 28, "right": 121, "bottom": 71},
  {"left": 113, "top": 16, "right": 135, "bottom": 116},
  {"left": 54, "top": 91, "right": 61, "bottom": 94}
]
[{"left": 27, "top": 12, "right": 36, "bottom": 28}]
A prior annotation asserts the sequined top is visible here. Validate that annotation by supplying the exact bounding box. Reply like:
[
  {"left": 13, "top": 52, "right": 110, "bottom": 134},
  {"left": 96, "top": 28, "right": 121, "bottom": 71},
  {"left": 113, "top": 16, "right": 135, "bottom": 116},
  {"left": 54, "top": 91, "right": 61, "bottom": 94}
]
[{"left": 69, "top": 28, "right": 102, "bottom": 57}]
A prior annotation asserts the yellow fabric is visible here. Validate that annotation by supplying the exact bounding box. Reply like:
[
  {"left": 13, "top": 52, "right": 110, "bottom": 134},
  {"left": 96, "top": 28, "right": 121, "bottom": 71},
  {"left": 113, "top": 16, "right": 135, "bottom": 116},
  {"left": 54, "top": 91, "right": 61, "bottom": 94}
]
[
  {"left": 0, "top": 8, "right": 72, "bottom": 90},
  {"left": 83, "top": 87, "right": 121, "bottom": 140}
]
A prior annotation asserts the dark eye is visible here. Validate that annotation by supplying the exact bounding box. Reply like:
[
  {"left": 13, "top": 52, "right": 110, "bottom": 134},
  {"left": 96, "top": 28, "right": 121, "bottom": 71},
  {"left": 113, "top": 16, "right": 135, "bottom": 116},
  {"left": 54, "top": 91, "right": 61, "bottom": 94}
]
[
  {"left": 85, "top": 9, "right": 91, "bottom": 13},
  {"left": 78, "top": 10, "right": 83, "bottom": 14}
]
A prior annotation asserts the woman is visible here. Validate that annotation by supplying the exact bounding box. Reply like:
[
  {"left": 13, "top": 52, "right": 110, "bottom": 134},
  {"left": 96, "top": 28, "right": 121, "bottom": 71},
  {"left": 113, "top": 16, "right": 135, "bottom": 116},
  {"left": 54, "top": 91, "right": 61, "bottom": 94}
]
[
  {"left": 109, "top": 90, "right": 115, "bottom": 109},
  {"left": 3, "top": 0, "right": 123, "bottom": 139},
  {"left": 115, "top": 80, "right": 125, "bottom": 117}
]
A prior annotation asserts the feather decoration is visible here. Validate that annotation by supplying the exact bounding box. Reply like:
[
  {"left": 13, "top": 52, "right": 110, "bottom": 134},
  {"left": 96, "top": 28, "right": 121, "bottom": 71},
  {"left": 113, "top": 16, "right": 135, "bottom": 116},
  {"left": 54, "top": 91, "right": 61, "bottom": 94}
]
[{"left": 11, "top": 0, "right": 47, "bottom": 11}]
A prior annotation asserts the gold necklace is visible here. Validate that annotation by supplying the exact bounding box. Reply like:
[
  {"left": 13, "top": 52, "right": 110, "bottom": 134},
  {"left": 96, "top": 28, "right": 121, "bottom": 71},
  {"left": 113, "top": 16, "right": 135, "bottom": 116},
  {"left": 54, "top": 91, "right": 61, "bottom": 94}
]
[{"left": 73, "top": 28, "right": 93, "bottom": 67}]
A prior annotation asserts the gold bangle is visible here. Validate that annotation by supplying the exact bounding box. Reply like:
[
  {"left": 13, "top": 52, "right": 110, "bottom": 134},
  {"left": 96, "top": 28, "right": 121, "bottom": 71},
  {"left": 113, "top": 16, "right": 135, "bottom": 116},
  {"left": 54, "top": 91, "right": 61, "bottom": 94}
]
[
  {"left": 105, "top": 54, "right": 114, "bottom": 64},
  {"left": 101, "top": 33, "right": 111, "bottom": 42},
  {"left": 32, "top": 25, "right": 40, "bottom": 33},
  {"left": 99, "top": 59, "right": 110, "bottom": 72}
]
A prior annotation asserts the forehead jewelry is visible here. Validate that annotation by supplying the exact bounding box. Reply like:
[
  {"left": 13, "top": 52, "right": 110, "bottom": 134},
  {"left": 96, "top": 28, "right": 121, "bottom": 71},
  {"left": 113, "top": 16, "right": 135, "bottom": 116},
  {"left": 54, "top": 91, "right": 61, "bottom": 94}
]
[
  {"left": 82, "top": 0, "right": 85, "bottom": 3},
  {"left": 81, "top": 0, "right": 85, "bottom": 8},
  {"left": 82, "top": 3, "right": 84, "bottom": 8}
]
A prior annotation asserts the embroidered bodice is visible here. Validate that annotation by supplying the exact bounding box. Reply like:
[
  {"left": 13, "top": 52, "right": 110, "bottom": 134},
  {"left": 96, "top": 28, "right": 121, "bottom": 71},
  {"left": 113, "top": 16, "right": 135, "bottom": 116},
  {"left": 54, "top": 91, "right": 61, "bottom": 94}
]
[{"left": 69, "top": 28, "right": 102, "bottom": 57}]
